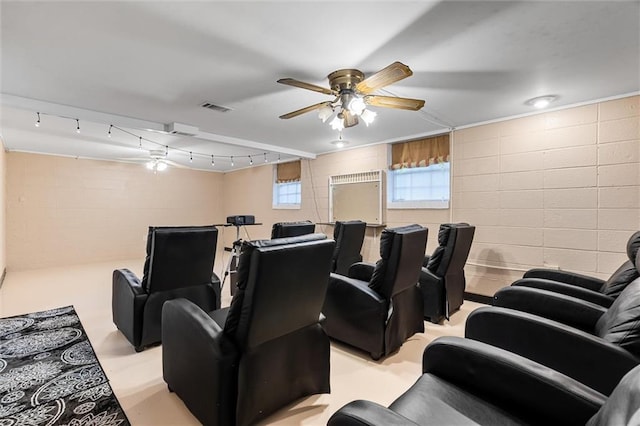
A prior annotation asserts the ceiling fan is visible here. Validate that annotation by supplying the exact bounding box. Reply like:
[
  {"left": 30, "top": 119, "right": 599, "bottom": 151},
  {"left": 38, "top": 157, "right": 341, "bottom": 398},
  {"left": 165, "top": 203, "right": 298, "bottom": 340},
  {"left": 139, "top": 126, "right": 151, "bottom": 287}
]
[
  {"left": 119, "top": 149, "right": 185, "bottom": 172},
  {"left": 277, "top": 61, "right": 425, "bottom": 130}
]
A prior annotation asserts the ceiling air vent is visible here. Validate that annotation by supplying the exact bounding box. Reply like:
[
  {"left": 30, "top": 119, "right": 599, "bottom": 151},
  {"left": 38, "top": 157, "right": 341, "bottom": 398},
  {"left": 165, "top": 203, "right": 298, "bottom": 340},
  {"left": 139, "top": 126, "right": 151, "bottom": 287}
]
[
  {"left": 163, "top": 122, "right": 199, "bottom": 137},
  {"left": 201, "top": 102, "right": 233, "bottom": 113}
]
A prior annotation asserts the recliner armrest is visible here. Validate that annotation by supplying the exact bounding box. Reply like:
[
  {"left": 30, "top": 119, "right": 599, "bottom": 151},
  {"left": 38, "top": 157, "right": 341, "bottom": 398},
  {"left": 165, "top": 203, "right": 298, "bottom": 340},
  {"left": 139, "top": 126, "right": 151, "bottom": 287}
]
[
  {"left": 419, "top": 268, "right": 442, "bottom": 286},
  {"left": 422, "top": 336, "right": 605, "bottom": 425},
  {"left": 493, "top": 286, "right": 606, "bottom": 332},
  {"left": 113, "top": 268, "right": 146, "bottom": 295},
  {"left": 328, "top": 273, "right": 386, "bottom": 305},
  {"left": 347, "top": 262, "right": 376, "bottom": 282},
  {"left": 162, "top": 299, "right": 238, "bottom": 426},
  {"left": 465, "top": 307, "right": 640, "bottom": 396},
  {"left": 112, "top": 268, "right": 148, "bottom": 349},
  {"left": 512, "top": 278, "right": 614, "bottom": 307},
  {"left": 328, "top": 400, "right": 420, "bottom": 426},
  {"left": 523, "top": 268, "right": 605, "bottom": 291}
]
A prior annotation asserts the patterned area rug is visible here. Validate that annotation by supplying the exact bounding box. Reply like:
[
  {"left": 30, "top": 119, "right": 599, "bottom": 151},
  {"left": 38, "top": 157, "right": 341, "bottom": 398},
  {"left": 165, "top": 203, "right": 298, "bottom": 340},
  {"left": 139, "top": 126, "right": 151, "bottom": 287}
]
[{"left": 0, "top": 306, "right": 130, "bottom": 425}]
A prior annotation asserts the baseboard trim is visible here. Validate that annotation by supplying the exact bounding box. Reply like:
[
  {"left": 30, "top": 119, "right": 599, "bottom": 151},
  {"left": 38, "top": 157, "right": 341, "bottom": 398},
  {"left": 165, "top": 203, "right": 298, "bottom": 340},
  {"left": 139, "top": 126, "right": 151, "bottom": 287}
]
[
  {"left": 464, "top": 292, "right": 492, "bottom": 305},
  {"left": 0, "top": 268, "right": 6, "bottom": 290}
]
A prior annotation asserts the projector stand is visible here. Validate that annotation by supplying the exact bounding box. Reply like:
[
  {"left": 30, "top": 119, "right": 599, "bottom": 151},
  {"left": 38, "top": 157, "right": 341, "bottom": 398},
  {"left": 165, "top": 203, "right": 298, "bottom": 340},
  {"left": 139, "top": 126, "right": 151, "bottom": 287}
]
[{"left": 221, "top": 225, "right": 243, "bottom": 292}]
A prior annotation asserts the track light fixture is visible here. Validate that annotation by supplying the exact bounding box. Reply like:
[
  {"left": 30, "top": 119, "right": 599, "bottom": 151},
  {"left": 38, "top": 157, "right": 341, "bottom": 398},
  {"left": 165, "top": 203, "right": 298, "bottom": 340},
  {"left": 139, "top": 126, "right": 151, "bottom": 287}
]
[{"left": 32, "top": 113, "right": 284, "bottom": 171}]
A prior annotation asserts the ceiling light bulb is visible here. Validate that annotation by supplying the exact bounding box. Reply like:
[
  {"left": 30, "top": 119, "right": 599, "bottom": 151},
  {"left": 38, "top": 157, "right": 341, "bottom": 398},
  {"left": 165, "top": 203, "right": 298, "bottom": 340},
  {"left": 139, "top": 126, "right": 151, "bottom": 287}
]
[
  {"left": 231, "top": 156, "right": 234, "bottom": 167},
  {"left": 318, "top": 105, "right": 334, "bottom": 122},
  {"left": 211, "top": 155, "right": 215, "bottom": 166},
  {"left": 190, "top": 152, "right": 193, "bottom": 163},
  {"left": 330, "top": 115, "right": 344, "bottom": 131},
  {"left": 76, "top": 119, "right": 80, "bottom": 133},
  {"left": 108, "top": 125, "right": 112, "bottom": 137},
  {"left": 156, "top": 161, "right": 168, "bottom": 171},
  {"left": 533, "top": 99, "right": 550, "bottom": 108},
  {"left": 525, "top": 95, "right": 557, "bottom": 109},
  {"left": 35, "top": 112, "right": 41, "bottom": 127},
  {"left": 264, "top": 153, "right": 268, "bottom": 163},
  {"left": 146, "top": 161, "right": 155, "bottom": 170},
  {"left": 361, "top": 109, "right": 377, "bottom": 126},
  {"left": 348, "top": 97, "right": 366, "bottom": 116}
]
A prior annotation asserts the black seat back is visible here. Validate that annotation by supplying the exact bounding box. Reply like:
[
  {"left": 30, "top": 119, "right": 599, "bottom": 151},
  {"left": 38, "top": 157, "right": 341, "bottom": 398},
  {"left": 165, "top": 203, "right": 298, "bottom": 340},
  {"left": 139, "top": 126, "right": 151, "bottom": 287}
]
[
  {"left": 332, "top": 220, "right": 367, "bottom": 274},
  {"left": 270, "top": 221, "right": 315, "bottom": 239},
  {"left": 368, "top": 224, "right": 428, "bottom": 300},
  {"left": 595, "top": 276, "right": 640, "bottom": 358},
  {"left": 600, "top": 231, "right": 640, "bottom": 297},
  {"left": 142, "top": 225, "right": 218, "bottom": 293},
  {"left": 224, "top": 233, "right": 334, "bottom": 350}
]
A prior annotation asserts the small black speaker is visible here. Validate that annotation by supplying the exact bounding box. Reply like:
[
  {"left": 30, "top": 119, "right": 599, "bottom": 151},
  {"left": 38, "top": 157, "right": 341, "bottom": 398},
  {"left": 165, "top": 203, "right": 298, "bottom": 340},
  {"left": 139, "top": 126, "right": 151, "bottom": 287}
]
[{"left": 226, "top": 215, "right": 255, "bottom": 226}]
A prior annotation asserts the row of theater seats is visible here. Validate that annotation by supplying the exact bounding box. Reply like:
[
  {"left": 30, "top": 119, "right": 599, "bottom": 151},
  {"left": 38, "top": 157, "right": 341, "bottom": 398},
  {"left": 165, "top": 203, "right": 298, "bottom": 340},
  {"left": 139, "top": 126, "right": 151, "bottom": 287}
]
[
  {"left": 111, "top": 220, "right": 364, "bottom": 352},
  {"left": 329, "top": 230, "right": 640, "bottom": 425},
  {"left": 112, "top": 223, "right": 640, "bottom": 424},
  {"left": 112, "top": 220, "right": 476, "bottom": 353},
  {"left": 110, "top": 221, "right": 479, "bottom": 424},
  {"left": 270, "top": 219, "right": 479, "bottom": 324}
]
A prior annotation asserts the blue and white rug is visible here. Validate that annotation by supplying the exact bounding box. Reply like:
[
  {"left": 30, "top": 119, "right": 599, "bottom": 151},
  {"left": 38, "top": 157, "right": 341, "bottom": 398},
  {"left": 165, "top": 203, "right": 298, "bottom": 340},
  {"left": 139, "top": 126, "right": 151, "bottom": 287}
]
[{"left": 0, "top": 306, "right": 130, "bottom": 425}]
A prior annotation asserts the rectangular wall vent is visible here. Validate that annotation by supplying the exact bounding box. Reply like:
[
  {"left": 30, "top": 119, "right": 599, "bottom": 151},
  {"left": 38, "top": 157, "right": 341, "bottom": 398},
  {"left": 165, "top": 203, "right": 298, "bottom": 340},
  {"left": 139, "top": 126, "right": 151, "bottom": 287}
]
[{"left": 201, "top": 102, "right": 233, "bottom": 113}]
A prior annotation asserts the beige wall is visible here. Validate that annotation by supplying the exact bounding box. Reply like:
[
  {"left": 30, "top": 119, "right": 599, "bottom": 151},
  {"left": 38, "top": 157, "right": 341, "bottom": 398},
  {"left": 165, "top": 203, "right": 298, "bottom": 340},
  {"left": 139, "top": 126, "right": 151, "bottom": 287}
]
[
  {"left": 222, "top": 95, "right": 639, "bottom": 296},
  {"left": 5, "top": 96, "right": 638, "bottom": 296},
  {"left": 222, "top": 143, "right": 451, "bottom": 262},
  {"left": 7, "top": 153, "right": 225, "bottom": 270},
  {"left": 0, "top": 138, "right": 6, "bottom": 277},
  {"left": 452, "top": 96, "right": 640, "bottom": 295}
]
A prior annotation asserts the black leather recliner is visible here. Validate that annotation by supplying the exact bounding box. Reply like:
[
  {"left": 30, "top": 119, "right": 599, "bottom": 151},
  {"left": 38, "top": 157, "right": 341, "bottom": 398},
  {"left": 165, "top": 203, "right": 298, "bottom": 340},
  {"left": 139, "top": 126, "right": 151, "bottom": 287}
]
[
  {"left": 328, "top": 336, "right": 640, "bottom": 426},
  {"left": 322, "top": 224, "right": 428, "bottom": 360},
  {"left": 331, "top": 220, "right": 367, "bottom": 275},
  {"left": 419, "top": 223, "right": 475, "bottom": 323},
  {"left": 162, "top": 233, "right": 335, "bottom": 426},
  {"left": 511, "top": 231, "right": 640, "bottom": 307},
  {"left": 270, "top": 220, "right": 315, "bottom": 238},
  {"left": 112, "top": 225, "right": 221, "bottom": 352},
  {"left": 466, "top": 272, "right": 640, "bottom": 395}
]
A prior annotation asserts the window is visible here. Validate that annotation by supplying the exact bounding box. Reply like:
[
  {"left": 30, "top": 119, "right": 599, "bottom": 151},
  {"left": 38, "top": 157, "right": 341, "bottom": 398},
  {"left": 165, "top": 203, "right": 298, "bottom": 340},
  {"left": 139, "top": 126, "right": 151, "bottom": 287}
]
[
  {"left": 273, "top": 160, "right": 301, "bottom": 209},
  {"left": 388, "top": 134, "right": 450, "bottom": 209}
]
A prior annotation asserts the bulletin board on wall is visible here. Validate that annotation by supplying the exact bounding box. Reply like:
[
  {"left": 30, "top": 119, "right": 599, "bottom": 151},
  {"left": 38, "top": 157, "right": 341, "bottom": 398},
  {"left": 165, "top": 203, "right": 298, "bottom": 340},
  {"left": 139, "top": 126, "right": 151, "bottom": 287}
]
[{"left": 329, "top": 170, "right": 386, "bottom": 225}]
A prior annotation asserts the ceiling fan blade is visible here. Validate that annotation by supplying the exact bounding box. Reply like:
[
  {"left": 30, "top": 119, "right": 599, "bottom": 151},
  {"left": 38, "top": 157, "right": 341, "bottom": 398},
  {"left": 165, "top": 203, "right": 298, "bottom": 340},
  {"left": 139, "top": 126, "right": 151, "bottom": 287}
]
[
  {"left": 356, "top": 62, "right": 413, "bottom": 94},
  {"left": 165, "top": 159, "right": 188, "bottom": 169},
  {"left": 277, "top": 78, "right": 336, "bottom": 96},
  {"left": 279, "top": 101, "right": 333, "bottom": 119},
  {"left": 364, "top": 95, "right": 425, "bottom": 111}
]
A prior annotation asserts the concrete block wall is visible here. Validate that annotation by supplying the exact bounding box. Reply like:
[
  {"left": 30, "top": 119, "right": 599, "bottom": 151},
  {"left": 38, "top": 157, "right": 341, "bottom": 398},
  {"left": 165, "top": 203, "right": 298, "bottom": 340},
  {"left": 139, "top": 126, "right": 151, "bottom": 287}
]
[
  {"left": 7, "top": 153, "right": 225, "bottom": 270},
  {"left": 453, "top": 96, "right": 639, "bottom": 296}
]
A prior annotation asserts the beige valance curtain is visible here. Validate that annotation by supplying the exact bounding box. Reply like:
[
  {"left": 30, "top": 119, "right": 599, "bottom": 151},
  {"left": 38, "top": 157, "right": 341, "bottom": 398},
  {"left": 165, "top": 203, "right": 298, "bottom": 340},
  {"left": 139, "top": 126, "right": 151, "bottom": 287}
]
[
  {"left": 390, "top": 134, "right": 450, "bottom": 169},
  {"left": 276, "top": 160, "right": 301, "bottom": 183}
]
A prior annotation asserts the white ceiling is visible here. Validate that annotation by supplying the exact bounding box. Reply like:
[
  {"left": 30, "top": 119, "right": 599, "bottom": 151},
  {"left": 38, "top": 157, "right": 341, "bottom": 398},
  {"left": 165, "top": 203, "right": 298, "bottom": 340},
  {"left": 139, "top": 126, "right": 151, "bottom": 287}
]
[{"left": 1, "top": 1, "right": 639, "bottom": 172}]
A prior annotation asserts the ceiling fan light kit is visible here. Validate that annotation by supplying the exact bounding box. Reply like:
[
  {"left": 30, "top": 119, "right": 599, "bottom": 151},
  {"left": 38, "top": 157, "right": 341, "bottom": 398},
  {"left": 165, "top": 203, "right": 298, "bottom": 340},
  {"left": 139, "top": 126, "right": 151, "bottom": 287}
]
[{"left": 278, "top": 61, "right": 425, "bottom": 130}]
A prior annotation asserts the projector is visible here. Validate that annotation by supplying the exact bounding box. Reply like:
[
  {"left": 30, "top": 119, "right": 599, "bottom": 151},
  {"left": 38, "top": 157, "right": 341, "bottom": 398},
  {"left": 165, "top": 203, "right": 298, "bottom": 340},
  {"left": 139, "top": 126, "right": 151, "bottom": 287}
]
[{"left": 226, "top": 215, "right": 255, "bottom": 226}]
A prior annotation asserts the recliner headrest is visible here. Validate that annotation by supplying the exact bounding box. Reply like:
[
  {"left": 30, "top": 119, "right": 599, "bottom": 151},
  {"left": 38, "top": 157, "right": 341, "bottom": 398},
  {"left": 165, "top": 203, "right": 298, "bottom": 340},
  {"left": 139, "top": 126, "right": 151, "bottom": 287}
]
[
  {"left": 627, "top": 231, "right": 640, "bottom": 265},
  {"left": 379, "top": 224, "right": 425, "bottom": 259},
  {"left": 247, "top": 232, "right": 327, "bottom": 250},
  {"left": 437, "top": 224, "right": 453, "bottom": 246}
]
